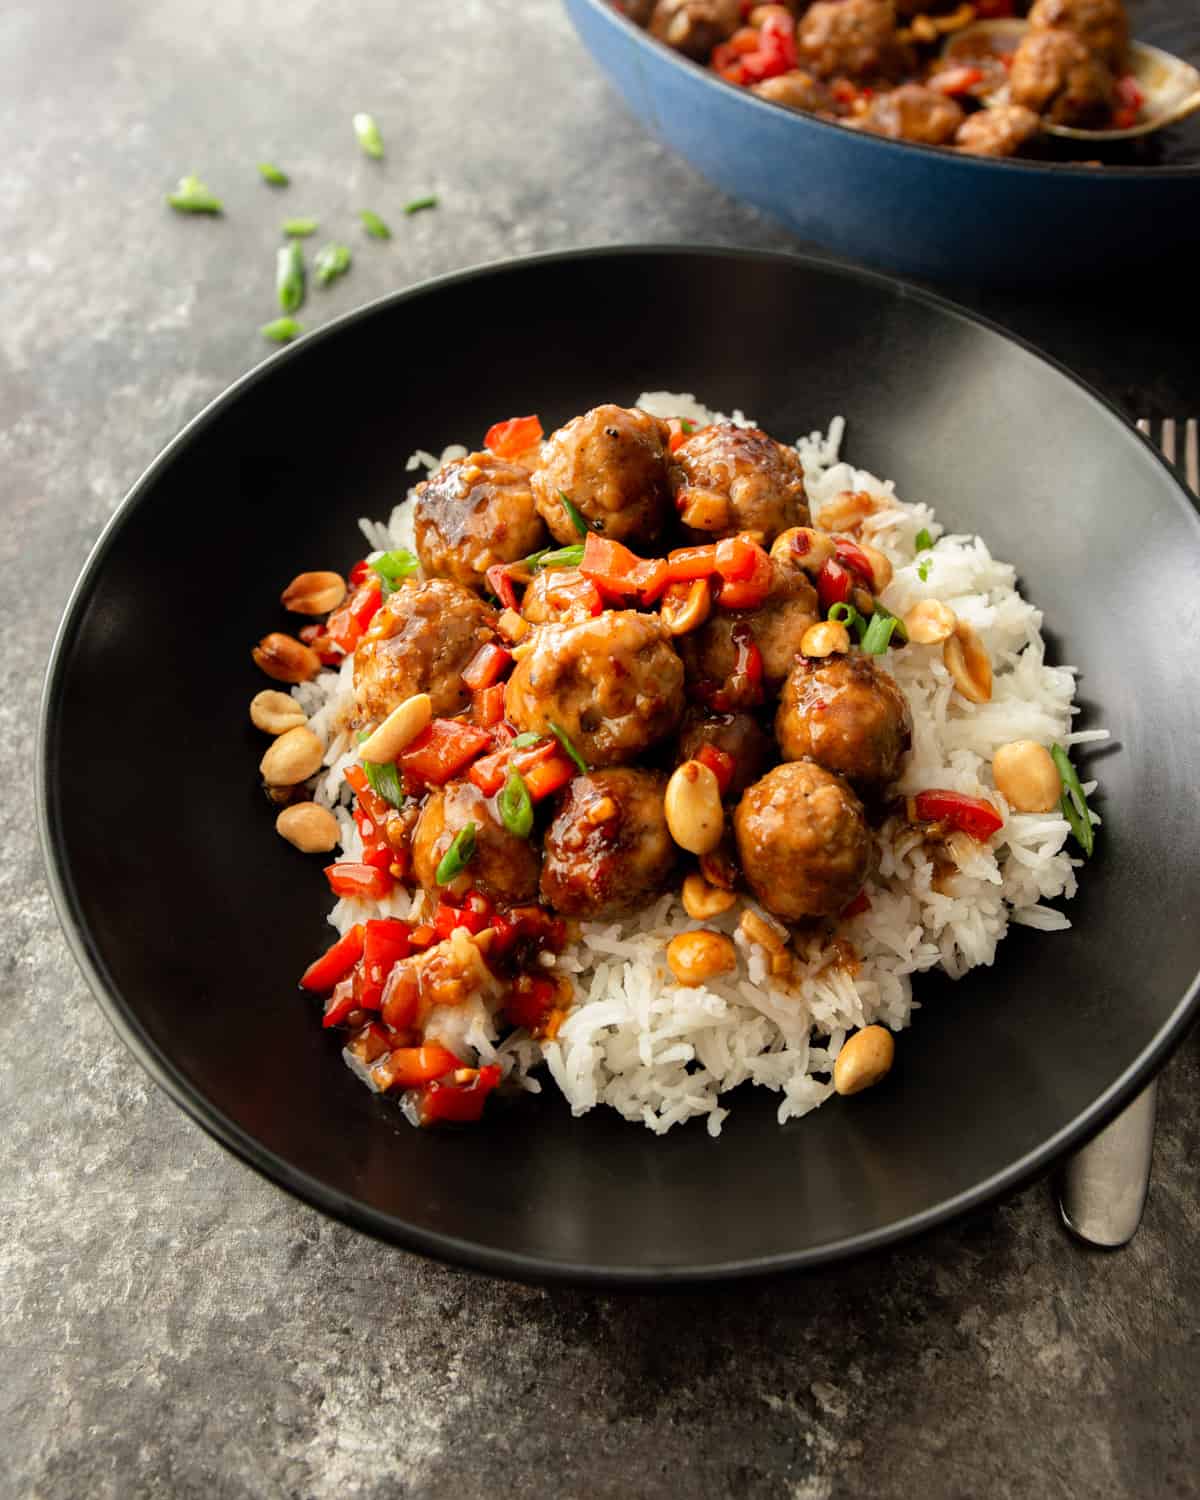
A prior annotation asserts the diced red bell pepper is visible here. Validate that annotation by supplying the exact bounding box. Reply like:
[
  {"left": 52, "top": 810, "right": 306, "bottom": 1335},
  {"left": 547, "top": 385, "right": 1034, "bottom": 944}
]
[
  {"left": 713, "top": 535, "right": 759, "bottom": 581},
  {"left": 522, "top": 753, "right": 575, "bottom": 801},
  {"left": 413, "top": 1064, "right": 502, "bottom": 1126},
  {"left": 816, "top": 558, "right": 853, "bottom": 612},
  {"left": 348, "top": 558, "right": 371, "bottom": 588},
  {"left": 434, "top": 900, "right": 490, "bottom": 941},
  {"left": 472, "top": 683, "right": 506, "bottom": 728},
  {"left": 506, "top": 973, "right": 558, "bottom": 1029},
  {"left": 913, "top": 789, "right": 1004, "bottom": 842},
  {"left": 666, "top": 543, "right": 718, "bottom": 582},
  {"left": 931, "top": 65, "right": 984, "bottom": 97},
  {"left": 833, "top": 538, "right": 875, "bottom": 585},
  {"left": 381, "top": 966, "right": 419, "bottom": 1030},
  {"left": 408, "top": 924, "right": 436, "bottom": 950},
  {"left": 343, "top": 764, "right": 393, "bottom": 827},
  {"left": 351, "top": 918, "right": 412, "bottom": 1013},
  {"left": 327, "top": 577, "right": 383, "bottom": 653},
  {"left": 324, "top": 862, "right": 393, "bottom": 901},
  {"left": 373, "top": 1042, "right": 462, "bottom": 1092},
  {"left": 485, "top": 563, "right": 519, "bottom": 612},
  {"left": 462, "top": 641, "right": 513, "bottom": 692},
  {"left": 666, "top": 417, "right": 699, "bottom": 453},
  {"left": 725, "top": 621, "right": 764, "bottom": 708},
  {"left": 579, "top": 532, "right": 643, "bottom": 600},
  {"left": 298, "top": 623, "right": 343, "bottom": 666},
  {"left": 694, "top": 743, "right": 735, "bottom": 797},
  {"left": 630, "top": 556, "right": 670, "bottom": 605},
  {"left": 468, "top": 747, "right": 511, "bottom": 796},
  {"left": 839, "top": 888, "right": 872, "bottom": 920},
  {"left": 540, "top": 571, "right": 603, "bottom": 619},
  {"left": 300, "top": 923, "right": 365, "bottom": 993},
  {"left": 716, "top": 544, "right": 772, "bottom": 611},
  {"left": 321, "top": 977, "right": 358, "bottom": 1028},
  {"left": 484, "top": 414, "right": 543, "bottom": 461},
  {"left": 400, "top": 719, "right": 492, "bottom": 786}
]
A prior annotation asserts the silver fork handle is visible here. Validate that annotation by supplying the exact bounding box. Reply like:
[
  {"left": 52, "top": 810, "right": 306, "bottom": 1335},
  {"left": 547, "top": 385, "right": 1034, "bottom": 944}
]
[{"left": 1057, "top": 1080, "right": 1157, "bottom": 1247}]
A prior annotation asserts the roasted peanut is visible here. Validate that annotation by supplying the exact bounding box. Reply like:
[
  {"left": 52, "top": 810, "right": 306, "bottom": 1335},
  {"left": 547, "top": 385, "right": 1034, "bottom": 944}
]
[
  {"left": 660, "top": 578, "right": 712, "bottom": 637},
  {"left": 281, "top": 570, "right": 346, "bottom": 616},
  {"left": 275, "top": 801, "right": 340, "bottom": 853},
  {"left": 770, "top": 526, "right": 837, "bottom": 574},
  {"left": 833, "top": 1025, "right": 895, "bottom": 1095},
  {"left": 816, "top": 489, "right": 875, "bottom": 532},
  {"left": 252, "top": 631, "right": 321, "bottom": 684},
  {"left": 943, "top": 621, "right": 992, "bottom": 704},
  {"left": 250, "top": 689, "right": 307, "bottom": 736},
  {"left": 666, "top": 930, "right": 738, "bottom": 987},
  {"left": 801, "top": 620, "right": 851, "bottom": 658},
  {"left": 856, "top": 543, "right": 893, "bottom": 593},
  {"left": 904, "top": 599, "right": 957, "bottom": 645},
  {"left": 993, "top": 740, "right": 1061, "bottom": 813},
  {"left": 260, "top": 725, "right": 325, "bottom": 787},
  {"left": 739, "top": 907, "right": 788, "bottom": 955},
  {"left": 357, "top": 693, "right": 432, "bottom": 764},
  {"left": 664, "top": 760, "right": 724, "bottom": 855},
  {"left": 681, "top": 872, "right": 737, "bottom": 920}
]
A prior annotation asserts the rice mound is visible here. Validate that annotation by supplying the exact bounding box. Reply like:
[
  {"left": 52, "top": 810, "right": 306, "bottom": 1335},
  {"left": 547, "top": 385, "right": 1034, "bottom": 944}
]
[{"left": 290, "top": 394, "right": 1103, "bottom": 1137}]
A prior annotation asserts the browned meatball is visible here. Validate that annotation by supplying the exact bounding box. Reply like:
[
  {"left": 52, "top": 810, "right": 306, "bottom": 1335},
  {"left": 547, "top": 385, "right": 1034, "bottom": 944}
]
[
  {"left": 751, "top": 70, "right": 832, "bottom": 114},
  {"left": 623, "top": 0, "right": 656, "bottom": 23},
  {"left": 734, "top": 761, "right": 871, "bottom": 920},
  {"left": 860, "top": 83, "right": 965, "bottom": 145},
  {"left": 413, "top": 451, "right": 545, "bottom": 592},
  {"left": 796, "top": 0, "right": 914, "bottom": 82},
  {"left": 677, "top": 709, "right": 775, "bottom": 801},
  {"left": 669, "top": 424, "right": 810, "bottom": 544},
  {"left": 649, "top": 0, "right": 741, "bottom": 59},
  {"left": 776, "top": 653, "right": 911, "bottom": 791},
  {"left": 354, "top": 579, "right": 495, "bottom": 723},
  {"left": 412, "top": 780, "right": 541, "bottom": 907},
  {"left": 955, "top": 103, "right": 1041, "bottom": 157},
  {"left": 504, "top": 611, "right": 685, "bottom": 767},
  {"left": 1028, "top": 0, "right": 1128, "bottom": 69},
  {"left": 540, "top": 769, "right": 676, "bottom": 919},
  {"left": 531, "top": 405, "right": 671, "bottom": 545},
  {"left": 520, "top": 567, "right": 601, "bottom": 625},
  {"left": 678, "top": 562, "right": 819, "bottom": 695},
  {"left": 1009, "top": 29, "right": 1114, "bottom": 128}
]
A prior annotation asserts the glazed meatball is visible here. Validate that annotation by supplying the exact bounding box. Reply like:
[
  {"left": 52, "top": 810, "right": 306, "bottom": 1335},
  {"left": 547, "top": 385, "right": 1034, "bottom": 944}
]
[
  {"left": 1009, "top": 29, "right": 1114, "bottom": 128},
  {"left": 624, "top": 0, "right": 656, "bottom": 23},
  {"left": 679, "top": 561, "right": 820, "bottom": 695},
  {"left": 796, "top": 0, "right": 914, "bottom": 82},
  {"left": 520, "top": 567, "right": 600, "bottom": 625},
  {"left": 540, "top": 769, "right": 676, "bottom": 919},
  {"left": 677, "top": 709, "right": 775, "bottom": 801},
  {"left": 1028, "top": 0, "right": 1128, "bottom": 69},
  {"left": 649, "top": 0, "right": 741, "bottom": 59},
  {"left": 776, "top": 653, "right": 911, "bottom": 791},
  {"left": 955, "top": 103, "right": 1041, "bottom": 157},
  {"left": 734, "top": 760, "right": 871, "bottom": 920},
  {"left": 412, "top": 780, "right": 541, "bottom": 907},
  {"left": 354, "top": 579, "right": 495, "bottom": 723},
  {"left": 504, "top": 611, "right": 685, "bottom": 767},
  {"left": 751, "top": 70, "right": 832, "bottom": 114},
  {"left": 860, "top": 83, "right": 965, "bottom": 145},
  {"left": 669, "top": 424, "right": 810, "bottom": 544},
  {"left": 413, "top": 451, "right": 545, "bottom": 592},
  {"left": 531, "top": 404, "right": 672, "bottom": 545}
]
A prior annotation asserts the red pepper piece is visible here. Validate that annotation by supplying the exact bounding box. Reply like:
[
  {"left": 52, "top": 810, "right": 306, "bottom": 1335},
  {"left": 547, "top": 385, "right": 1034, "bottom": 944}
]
[
  {"left": 434, "top": 900, "right": 490, "bottom": 940},
  {"left": 321, "top": 977, "right": 358, "bottom": 1028},
  {"left": 408, "top": 924, "right": 436, "bottom": 950},
  {"left": 506, "top": 973, "right": 558, "bottom": 1029},
  {"left": 472, "top": 682, "right": 506, "bottom": 728},
  {"left": 666, "top": 417, "right": 699, "bottom": 453},
  {"left": 380, "top": 967, "right": 420, "bottom": 1029},
  {"left": 913, "top": 789, "right": 1004, "bottom": 841},
  {"left": 373, "top": 1042, "right": 462, "bottom": 1092},
  {"left": 816, "top": 558, "right": 853, "bottom": 612},
  {"left": 327, "top": 577, "right": 383, "bottom": 654},
  {"left": 484, "top": 414, "right": 543, "bottom": 461},
  {"left": 299, "top": 923, "right": 364, "bottom": 993},
  {"left": 694, "top": 743, "right": 735, "bottom": 797},
  {"left": 541, "top": 572, "right": 603, "bottom": 619},
  {"left": 839, "top": 888, "right": 872, "bottom": 920},
  {"left": 348, "top": 558, "right": 371, "bottom": 588},
  {"left": 468, "top": 747, "right": 511, "bottom": 796},
  {"left": 462, "top": 641, "right": 513, "bottom": 692},
  {"left": 630, "top": 556, "right": 670, "bottom": 606},
  {"left": 353, "top": 917, "right": 413, "bottom": 1011},
  {"left": 931, "top": 65, "right": 985, "bottom": 96},
  {"left": 485, "top": 563, "right": 519, "bottom": 612},
  {"left": 347, "top": 1020, "right": 391, "bottom": 1063},
  {"left": 666, "top": 543, "right": 718, "bottom": 582},
  {"left": 522, "top": 753, "right": 575, "bottom": 801},
  {"left": 324, "top": 862, "right": 393, "bottom": 901},
  {"left": 716, "top": 544, "right": 772, "bottom": 610},
  {"left": 713, "top": 535, "right": 759, "bottom": 581},
  {"left": 298, "top": 624, "right": 343, "bottom": 666},
  {"left": 414, "top": 1064, "right": 502, "bottom": 1126},
  {"left": 833, "top": 538, "right": 875, "bottom": 585},
  {"left": 579, "top": 531, "right": 644, "bottom": 600},
  {"left": 400, "top": 719, "right": 492, "bottom": 786},
  {"left": 343, "top": 764, "right": 393, "bottom": 828}
]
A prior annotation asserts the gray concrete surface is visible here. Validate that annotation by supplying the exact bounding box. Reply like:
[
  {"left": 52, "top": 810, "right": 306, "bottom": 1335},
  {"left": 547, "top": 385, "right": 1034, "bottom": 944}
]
[{"left": 2, "top": 2, "right": 1198, "bottom": 1497}]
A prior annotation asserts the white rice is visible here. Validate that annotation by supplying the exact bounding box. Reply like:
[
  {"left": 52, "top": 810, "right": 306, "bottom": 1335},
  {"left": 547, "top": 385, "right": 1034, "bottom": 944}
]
[{"left": 292, "top": 392, "right": 1102, "bottom": 1136}]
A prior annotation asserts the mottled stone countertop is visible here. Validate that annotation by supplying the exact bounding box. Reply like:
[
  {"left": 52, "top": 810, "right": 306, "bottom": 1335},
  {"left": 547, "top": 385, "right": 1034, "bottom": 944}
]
[{"left": 3, "top": 2, "right": 1197, "bottom": 1496}]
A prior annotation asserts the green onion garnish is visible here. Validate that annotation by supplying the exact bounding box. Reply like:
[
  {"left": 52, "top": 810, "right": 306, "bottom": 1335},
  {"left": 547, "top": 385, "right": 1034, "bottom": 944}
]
[
  {"left": 917, "top": 558, "right": 932, "bottom": 583},
  {"left": 166, "top": 174, "right": 223, "bottom": 214},
  {"left": 547, "top": 719, "right": 588, "bottom": 775},
  {"left": 915, "top": 528, "right": 933, "bottom": 552},
  {"left": 359, "top": 209, "right": 391, "bottom": 240},
  {"left": 828, "top": 602, "right": 867, "bottom": 642},
  {"left": 869, "top": 601, "right": 908, "bottom": 646},
  {"left": 524, "top": 543, "right": 585, "bottom": 571},
  {"left": 363, "top": 759, "right": 404, "bottom": 809},
  {"left": 404, "top": 195, "right": 439, "bottom": 215},
  {"left": 370, "top": 549, "right": 420, "bottom": 594},
  {"left": 261, "top": 317, "right": 302, "bottom": 343},
  {"left": 860, "top": 612, "right": 898, "bottom": 654},
  {"left": 435, "top": 822, "right": 476, "bottom": 884},
  {"left": 497, "top": 767, "right": 534, "bottom": 839},
  {"left": 353, "top": 113, "right": 385, "bottom": 159},
  {"left": 258, "top": 163, "right": 289, "bottom": 186},
  {"left": 282, "top": 217, "right": 319, "bottom": 237},
  {"left": 511, "top": 732, "right": 544, "bottom": 749},
  {"left": 558, "top": 491, "right": 588, "bottom": 538},
  {"left": 314, "top": 242, "right": 352, "bottom": 286},
  {"left": 1051, "top": 744, "right": 1095, "bottom": 858},
  {"left": 276, "top": 241, "right": 306, "bottom": 314}
]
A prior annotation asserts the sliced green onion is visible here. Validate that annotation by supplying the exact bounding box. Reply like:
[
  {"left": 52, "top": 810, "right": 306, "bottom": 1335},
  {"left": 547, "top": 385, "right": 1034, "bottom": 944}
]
[
  {"left": 258, "top": 163, "right": 289, "bottom": 186},
  {"left": 314, "top": 242, "right": 352, "bottom": 286},
  {"left": 282, "top": 217, "right": 319, "bottom": 237},
  {"left": 860, "top": 612, "right": 898, "bottom": 654},
  {"left": 511, "top": 732, "right": 545, "bottom": 749},
  {"left": 558, "top": 491, "right": 588, "bottom": 538},
  {"left": 359, "top": 209, "right": 391, "bottom": 240},
  {"left": 404, "top": 194, "right": 439, "bottom": 215},
  {"left": 547, "top": 719, "right": 588, "bottom": 775},
  {"left": 435, "top": 822, "right": 476, "bottom": 884},
  {"left": 166, "top": 174, "right": 223, "bottom": 214},
  {"left": 276, "top": 241, "right": 305, "bottom": 314},
  {"left": 828, "top": 602, "right": 867, "bottom": 642},
  {"left": 370, "top": 549, "right": 420, "bottom": 594},
  {"left": 915, "top": 528, "right": 933, "bottom": 552},
  {"left": 363, "top": 759, "right": 404, "bottom": 809},
  {"left": 1051, "top": 744, "right": 1095, "bottom": 858},
  {"left": 870, "top": 601, "right": 908, "bottom": 645},
  {"left": 917, "top": 558, "right": 932, "bottom": 583},
  {"left": 524, "top": 543, "right": 585, "bottom": 571},
  {"left": 354, "top": 112, "right": 385, "bottom": 159},
  {"left": 261, "top": 316, "right": 302, "bottom": 343},
  {"left": 498, "top": 767, "right": 534, "bottom": 839}
]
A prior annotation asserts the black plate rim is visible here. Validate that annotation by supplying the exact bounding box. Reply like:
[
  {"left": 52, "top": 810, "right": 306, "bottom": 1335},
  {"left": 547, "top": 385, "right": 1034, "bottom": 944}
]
[
  {"left": 37, "top": 243, "right": 1200, "bottom": 1286},
  {"left": 578, "top": 0, "right": 1200, "bottom": 179}
]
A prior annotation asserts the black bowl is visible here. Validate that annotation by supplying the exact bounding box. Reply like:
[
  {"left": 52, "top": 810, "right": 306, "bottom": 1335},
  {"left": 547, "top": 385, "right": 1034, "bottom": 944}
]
[
  {"left": 564, "top": 0, "right": 1200, "bottom": 284},
  {"left": 39, "top": 248, "right": 1200, "bottom": 1285}
]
